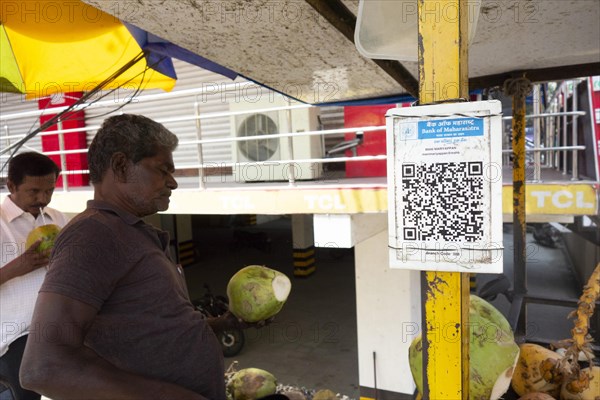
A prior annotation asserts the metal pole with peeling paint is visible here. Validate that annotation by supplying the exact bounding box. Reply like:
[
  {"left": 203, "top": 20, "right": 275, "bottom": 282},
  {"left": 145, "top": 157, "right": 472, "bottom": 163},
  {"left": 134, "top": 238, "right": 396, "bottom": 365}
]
[
  {"left": 417, "top": 1, "right": 470, "bottom": 399},
  {"left": 504, "top": 76, "right": 532, "bottom": 340}
]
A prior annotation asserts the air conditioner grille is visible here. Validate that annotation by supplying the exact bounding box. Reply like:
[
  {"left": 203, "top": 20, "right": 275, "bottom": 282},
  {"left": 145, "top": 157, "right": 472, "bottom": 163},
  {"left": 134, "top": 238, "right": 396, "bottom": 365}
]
[{"left": 237, "top": 113, "right": 280, "bottom": 162}]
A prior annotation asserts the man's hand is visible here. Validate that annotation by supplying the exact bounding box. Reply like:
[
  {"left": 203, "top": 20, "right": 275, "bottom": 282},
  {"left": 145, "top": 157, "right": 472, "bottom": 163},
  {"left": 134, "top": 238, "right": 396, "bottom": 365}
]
[
  {"left": 207, "top": 311, "right": 275, "bottom": 332},
  {"left": 0, "top": 239, "right": 50, "bottom": 285},
  {"left": 19, "top": 239, "right": 51, "bottom": 270}
]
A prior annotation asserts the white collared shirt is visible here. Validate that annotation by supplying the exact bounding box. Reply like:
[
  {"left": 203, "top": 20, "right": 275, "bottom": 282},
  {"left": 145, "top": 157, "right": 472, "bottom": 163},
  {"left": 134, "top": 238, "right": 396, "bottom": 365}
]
[{"left": 0, "top": 196, "right": 69, "bottom": 356}]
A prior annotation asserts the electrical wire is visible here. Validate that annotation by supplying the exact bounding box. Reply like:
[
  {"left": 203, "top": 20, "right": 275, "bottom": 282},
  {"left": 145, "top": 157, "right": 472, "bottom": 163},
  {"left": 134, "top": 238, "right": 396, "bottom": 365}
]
[
  {"left": 0, "top": 50, "right": 167, "bottom": 173},
  {"left": 0, "top": 51, "right": 147, "bottom": 158}
]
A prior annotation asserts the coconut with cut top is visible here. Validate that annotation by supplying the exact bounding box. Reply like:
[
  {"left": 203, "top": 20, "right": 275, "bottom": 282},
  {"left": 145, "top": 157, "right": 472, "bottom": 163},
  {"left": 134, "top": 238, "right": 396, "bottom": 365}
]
[
  {"left": 409, "top": 295, "right": 520, "bottom": 400},
  {"left": 227, "top": 265, "right": 291, "bottom": 323}
]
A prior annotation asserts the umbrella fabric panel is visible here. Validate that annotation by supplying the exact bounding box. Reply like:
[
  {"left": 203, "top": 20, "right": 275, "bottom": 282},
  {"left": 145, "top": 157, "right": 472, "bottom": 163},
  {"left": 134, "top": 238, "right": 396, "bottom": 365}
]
[
  {"left": 0, "top": 0, "right": 176, "bottom": 99},
  {"left": 0, "top": 24, "right": 24, "bottom": 93},
  {"left": 123, "top": 22, "right": 238, "bottom": 81}
]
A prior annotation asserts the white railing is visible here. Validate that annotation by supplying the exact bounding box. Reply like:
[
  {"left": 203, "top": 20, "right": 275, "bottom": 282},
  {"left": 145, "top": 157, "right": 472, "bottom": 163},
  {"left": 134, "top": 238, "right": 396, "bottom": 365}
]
[{"left": 0, "top": 80, "right": 594, "bottom": 192}]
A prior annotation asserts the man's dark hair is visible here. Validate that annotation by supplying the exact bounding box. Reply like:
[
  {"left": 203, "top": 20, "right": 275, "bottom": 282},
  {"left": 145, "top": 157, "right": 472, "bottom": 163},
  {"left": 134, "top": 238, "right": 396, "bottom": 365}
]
[
  {"left": 7, "top": 152, "right": 61, "bottom": 186},
  {"left": 87, "top": 114, "right": 178, "bottom": 183}
]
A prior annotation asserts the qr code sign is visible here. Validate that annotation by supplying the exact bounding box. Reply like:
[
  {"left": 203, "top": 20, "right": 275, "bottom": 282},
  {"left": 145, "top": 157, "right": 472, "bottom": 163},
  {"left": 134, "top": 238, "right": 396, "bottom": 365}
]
[{"left": 402, "top": 161, "right": 484, "bottom": 243}]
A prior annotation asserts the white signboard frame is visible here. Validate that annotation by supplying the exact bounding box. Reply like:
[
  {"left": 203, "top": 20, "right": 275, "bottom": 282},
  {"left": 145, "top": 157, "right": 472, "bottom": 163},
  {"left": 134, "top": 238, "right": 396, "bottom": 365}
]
[{"left": 386, "top": 101, "right": 503, "bottom": 273}]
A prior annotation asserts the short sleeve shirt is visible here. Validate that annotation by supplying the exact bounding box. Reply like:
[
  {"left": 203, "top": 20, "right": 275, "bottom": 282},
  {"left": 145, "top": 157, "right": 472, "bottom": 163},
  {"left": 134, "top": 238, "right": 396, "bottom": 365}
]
[
  {"left": 0, "top": 196, "right": 69, "bottom": 356},
  {"left": 39, "top": 200, "right": 225, "bottom": 398}
]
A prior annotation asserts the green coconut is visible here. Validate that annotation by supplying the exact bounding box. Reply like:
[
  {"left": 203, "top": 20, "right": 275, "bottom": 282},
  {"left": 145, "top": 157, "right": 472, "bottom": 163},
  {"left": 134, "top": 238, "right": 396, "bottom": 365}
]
[
  {"left": 227, "top": 265, "right": 291, "bottom": 323},
  {"left": 25, "top": 224, "right": 61, "bottom": 253},
  {"left": 227, "top": 368, "right": 277, "bottom": 400},
  {"left": 408, "top": 295, "right": 520, "bottom": 400}
]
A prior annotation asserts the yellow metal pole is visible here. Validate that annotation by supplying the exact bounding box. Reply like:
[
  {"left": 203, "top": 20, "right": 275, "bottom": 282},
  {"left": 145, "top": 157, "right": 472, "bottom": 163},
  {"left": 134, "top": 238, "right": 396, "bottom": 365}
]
[
  {"left": 504, "top": 76, "right": 532, "bottom": 339},
  {"left": 418, "top": 1, "right": 470, "bottom": 399}
]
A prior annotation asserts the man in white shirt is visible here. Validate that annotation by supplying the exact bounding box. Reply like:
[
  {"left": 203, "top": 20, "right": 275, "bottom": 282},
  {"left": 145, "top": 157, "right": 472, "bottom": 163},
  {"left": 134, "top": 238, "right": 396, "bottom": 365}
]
[{"left": 0, "top": 152, "right": 69, "bottom": 400}]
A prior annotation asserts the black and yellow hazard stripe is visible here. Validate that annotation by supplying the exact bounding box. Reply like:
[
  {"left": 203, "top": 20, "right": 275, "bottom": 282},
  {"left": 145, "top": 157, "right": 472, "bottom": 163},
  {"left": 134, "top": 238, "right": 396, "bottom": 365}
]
[
  {"left": 293, "top": 246, "right": 315, "bottom": 277},
  {"left": 178, "top": 240, "right": 196, "bottom": 267},
  {"left": 470, "top": 273, "right": 477, "bottom": 293}
]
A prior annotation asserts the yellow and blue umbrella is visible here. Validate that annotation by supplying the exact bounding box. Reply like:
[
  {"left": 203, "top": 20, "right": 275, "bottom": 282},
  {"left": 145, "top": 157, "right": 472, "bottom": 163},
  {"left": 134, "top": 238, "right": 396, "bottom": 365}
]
[{"left": 0, "top": 0, "right": 237, "bottom": 99}]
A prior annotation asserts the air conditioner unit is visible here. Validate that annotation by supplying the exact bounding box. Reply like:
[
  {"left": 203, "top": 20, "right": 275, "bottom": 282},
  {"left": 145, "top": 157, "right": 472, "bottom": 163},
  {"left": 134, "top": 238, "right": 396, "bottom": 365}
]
[{"left": 230, "top": 96, "right": 323, "bottom": 182}]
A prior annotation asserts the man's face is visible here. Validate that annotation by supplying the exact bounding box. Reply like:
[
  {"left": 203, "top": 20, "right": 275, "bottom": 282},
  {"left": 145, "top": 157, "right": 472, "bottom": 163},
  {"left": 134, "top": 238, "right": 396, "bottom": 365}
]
[
  {"left": 124, "top": 147, "right": 178, "bottom": 217},
  {"left": 7, "top": 173, "right": 57, "bottom": 217}
]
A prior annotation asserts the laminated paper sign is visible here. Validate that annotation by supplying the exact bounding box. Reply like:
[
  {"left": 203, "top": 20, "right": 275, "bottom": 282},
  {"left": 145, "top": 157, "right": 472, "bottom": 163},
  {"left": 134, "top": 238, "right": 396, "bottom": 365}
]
[{"left": 386, "top": 101, "right": 504, "bottom": 273}]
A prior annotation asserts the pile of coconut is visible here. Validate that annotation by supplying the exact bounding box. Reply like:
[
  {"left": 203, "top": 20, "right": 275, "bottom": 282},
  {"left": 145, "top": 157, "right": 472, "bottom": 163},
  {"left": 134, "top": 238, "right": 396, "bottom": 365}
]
[
  {"left": 225, "top": 263, "right": 599, "bottom": 400},
  {"left": 508, "top": 262, "right": 600, "bottom": 400},
  {"left": 224, "top": 265, "right": 355, "bottom": 400},
  {"left": 408, "top": 262, "right": 600, "bottom": 400},
  {"left": 224, "top": 363, "right": 353, "bottom": 400}
]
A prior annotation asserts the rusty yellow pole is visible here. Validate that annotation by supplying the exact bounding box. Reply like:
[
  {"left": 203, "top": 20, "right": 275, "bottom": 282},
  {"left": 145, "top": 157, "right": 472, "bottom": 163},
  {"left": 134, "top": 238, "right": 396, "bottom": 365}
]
[
  {"left": 418, "top": 1, "right": 470, "bottom": 399},
  {"left": 504, "top": 77, "right": 532, "bottom": 339}
]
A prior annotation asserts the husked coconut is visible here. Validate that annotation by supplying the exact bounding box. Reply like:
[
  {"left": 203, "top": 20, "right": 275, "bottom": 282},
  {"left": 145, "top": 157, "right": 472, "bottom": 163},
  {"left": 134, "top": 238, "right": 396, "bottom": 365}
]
[
  {"left": 227, "top": 368, "right": 277, "bottom": 400},
  {"left": 560, "top": 366, "right": 600, "bottom": 400},
  {"left": 409, "top": 295, "right": 520, "bottom": 400},
  {"left": 227, "top": 265, "right": 291, "bottom": 323},
  {"left": 511, "top": 343, "right": 564, "bottom": 398}
]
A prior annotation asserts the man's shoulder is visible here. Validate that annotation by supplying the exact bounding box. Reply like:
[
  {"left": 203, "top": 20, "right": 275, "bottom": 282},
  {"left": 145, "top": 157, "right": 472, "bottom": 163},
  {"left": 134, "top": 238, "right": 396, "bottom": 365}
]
[
  {"left": 0, "top": 203, "right": 10, "bottom": 227},
  {"left": 55, "top": 209, "right": 118, "bottom": 247},
  {"left": 62, "top": 207, "right": 126, "bottom": 233},
  {"left": 0, "top": 196, "right": 21, "bottom": 221}
]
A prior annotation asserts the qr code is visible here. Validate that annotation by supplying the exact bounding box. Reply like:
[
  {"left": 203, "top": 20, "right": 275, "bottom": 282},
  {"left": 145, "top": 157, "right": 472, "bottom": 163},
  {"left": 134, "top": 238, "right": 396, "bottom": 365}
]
[{"left": 402, "top": 162, "right": 484, "bottom": 242}]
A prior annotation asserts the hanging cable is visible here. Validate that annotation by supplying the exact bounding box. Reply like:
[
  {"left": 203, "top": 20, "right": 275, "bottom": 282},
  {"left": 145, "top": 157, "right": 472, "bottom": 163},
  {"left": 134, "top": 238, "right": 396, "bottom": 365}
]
[{"left": 1, "top": 50, "right": 167, "bottom": 173}]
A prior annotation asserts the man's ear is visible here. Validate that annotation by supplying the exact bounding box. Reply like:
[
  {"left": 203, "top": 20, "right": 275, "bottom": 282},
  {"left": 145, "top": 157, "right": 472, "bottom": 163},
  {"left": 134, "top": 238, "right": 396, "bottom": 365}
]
[
  {"left": 110, "top": 152, "right": 130, "bottom": 183},
  {"left": 6, "top": 179, "right": 16, "bottom": 194}
]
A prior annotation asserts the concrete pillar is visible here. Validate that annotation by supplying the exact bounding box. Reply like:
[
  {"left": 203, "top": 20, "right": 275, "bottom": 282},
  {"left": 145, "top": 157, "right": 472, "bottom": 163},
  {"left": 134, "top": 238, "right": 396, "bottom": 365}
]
[
  {"left": 291, "top": 214, "right": 315, "bottom": 277},
  {"left": 174, "top": 214, "right": 194, "bottom": 266},
  {"left": 313, "top": 213, "right": 388, "bottom": 248},
  {"left": 355, "top": 229, "right": 421, "bottom": 399},
  {"left": 150, "top": 214, "right": 196, "bottom": 266},
  {"left": 314, "top": 213, "right": 421, "bottom": 397}
]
